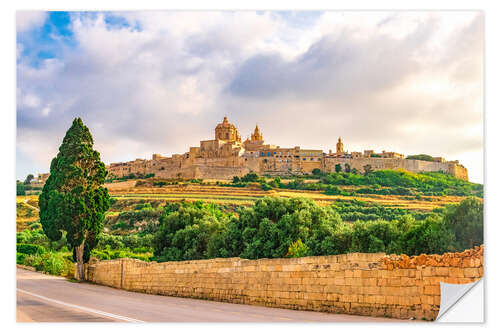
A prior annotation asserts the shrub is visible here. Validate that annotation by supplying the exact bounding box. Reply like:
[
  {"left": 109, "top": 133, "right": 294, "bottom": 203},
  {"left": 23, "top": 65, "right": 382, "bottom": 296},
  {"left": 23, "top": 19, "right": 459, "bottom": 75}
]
[
  {"left": 17, "top": 253, "right": 27, "bottom": 264},
  {"left": 241, "top": 172, "right": 259, "bottom": 183},
  {"left": 406, "top": 154, "right": 434, "bottom": 162},
  {"left": 286, "top": 239, "right": 310, "bottom": 258},
  {"left": 312, "top": 168, "right": 322, "bottom": 176},
  {"left": 324, "top": 186, "right": 342, "bottom": 195},
  {"left": 29, "top": 222, "right": 43, "bottom": 231},
  {"left": 90, "top": 249, "right": 152, "bottom": 261},
  {"left": 23, "top": 252, "right": 73, "bottom": 276},
  {"left": 17, "top": 243, "right": 46, "bottom": 255},
  {"left": 261, "top": 183, "right": 273, "bottom": 191}
]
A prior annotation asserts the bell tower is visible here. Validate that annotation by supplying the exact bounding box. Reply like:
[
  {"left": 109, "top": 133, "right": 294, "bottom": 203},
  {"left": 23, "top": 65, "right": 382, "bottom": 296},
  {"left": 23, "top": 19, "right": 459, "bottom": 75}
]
[
  {"left": 251, "top": 125, "right": 263, "bottom": 142},
  {"left": 336, "top": 137, "right": 344, "bottom": 156}
]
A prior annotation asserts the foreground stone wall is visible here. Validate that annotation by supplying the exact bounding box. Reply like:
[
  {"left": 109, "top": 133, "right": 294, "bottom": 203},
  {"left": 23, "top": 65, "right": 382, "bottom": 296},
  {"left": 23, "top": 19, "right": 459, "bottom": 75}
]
[{"left": 84, "top": 246, "right": 483, "bottom": 320}]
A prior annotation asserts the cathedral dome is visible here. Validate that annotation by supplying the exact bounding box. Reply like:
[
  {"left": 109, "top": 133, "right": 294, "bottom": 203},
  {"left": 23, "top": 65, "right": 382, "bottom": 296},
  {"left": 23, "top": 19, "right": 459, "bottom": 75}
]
[
  {"left": 215, "top": 117, "right": 241, "bottom": 142},
  {"left": 215, "top": 116, "right": 237, "bottom": 130}
]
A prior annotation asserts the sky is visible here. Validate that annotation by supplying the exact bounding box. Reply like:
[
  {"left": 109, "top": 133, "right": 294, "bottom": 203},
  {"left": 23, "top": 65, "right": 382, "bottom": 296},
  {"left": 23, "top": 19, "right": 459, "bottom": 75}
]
[{"left": 16, "top": 11, "right": 484, "bottom": 183}]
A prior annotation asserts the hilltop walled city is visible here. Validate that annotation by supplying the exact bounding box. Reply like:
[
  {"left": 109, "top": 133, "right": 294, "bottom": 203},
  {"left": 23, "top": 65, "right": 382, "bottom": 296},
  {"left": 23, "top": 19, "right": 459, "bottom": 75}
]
[
  {"left": 34, "top": 117, "right": 468, "bottom": 184},
  {"left": 104, "top": 117, "right": 469, "bottom": 181}
]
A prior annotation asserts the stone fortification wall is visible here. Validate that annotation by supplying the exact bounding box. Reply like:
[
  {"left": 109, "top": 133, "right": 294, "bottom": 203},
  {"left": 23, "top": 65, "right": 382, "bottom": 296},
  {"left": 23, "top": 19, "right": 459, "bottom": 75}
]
[
  {"left": 107, "top": 155, "right": 468, "bottom": 181},
  {"left": 84, "top": 246, "right": 483, "bottom": 320},
  {"left": 324, "top": 157, "right": 468, "bottom": 181},
  {"left": 192, "top": 165, "right": 251, "bottom": 180},
  {"left": 153, "top": 164, "right": 251, "bottom": 180}
]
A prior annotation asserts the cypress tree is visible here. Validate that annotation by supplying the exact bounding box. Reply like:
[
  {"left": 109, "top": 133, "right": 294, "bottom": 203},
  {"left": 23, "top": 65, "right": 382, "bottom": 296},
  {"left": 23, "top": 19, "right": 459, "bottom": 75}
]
[{"left": 39, "top": 118, "right": 110, "bottom": 280}]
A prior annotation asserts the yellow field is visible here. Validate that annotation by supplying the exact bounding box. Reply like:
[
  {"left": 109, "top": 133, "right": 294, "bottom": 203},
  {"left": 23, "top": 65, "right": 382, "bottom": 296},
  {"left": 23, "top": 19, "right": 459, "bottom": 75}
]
[{"left": 16, "top": 195, "right": 39, "bottom": 231}]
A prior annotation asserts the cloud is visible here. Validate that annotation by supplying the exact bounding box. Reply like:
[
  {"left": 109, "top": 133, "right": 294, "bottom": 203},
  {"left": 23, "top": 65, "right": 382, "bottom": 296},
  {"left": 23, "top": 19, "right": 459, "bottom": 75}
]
[
  {"left": 16, "top": 11, "right": 47, "bottom": 32},
  {"left": 16, "top": 11, "right": 484, "bottom": 183}
]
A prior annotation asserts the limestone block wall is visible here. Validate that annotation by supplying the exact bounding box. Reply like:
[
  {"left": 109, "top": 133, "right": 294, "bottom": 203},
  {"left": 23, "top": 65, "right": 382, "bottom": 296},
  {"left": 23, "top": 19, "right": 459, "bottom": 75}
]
[
  {"left": 107, "top": 154, "right": 468, "bottom": 181},
  {"left": 192, "top": 165, "right": 251, "bottom": 180},
  {"left": 84, "top": 246, "right": 483, "bottom": 320},
  {"left": 324, "top": 157, "right": 468, "bottom": 181}
]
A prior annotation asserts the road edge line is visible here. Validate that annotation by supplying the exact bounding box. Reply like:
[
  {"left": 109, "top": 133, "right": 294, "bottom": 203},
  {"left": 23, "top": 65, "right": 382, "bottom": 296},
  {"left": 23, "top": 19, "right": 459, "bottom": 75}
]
[{"left": 16, "top": 288, "right": 145, "bottom": 323}]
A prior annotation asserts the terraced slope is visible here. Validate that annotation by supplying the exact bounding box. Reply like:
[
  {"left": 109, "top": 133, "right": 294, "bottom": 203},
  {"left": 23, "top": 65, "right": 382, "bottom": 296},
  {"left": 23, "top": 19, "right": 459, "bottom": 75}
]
[{"left": 104, "top": 180, "right": 469, "bottom": 211}]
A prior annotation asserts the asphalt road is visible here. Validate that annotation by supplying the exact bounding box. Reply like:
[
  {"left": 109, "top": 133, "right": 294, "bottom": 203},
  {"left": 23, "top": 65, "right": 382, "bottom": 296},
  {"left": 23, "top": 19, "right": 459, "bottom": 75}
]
[{"left": 17, "top": 268, "right": 403, "bottom": 323}]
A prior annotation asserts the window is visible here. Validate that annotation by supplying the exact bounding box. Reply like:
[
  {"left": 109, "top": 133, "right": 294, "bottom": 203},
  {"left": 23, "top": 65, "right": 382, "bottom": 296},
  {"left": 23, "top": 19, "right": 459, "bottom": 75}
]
[
  {"left": 267, "top": 152, "right": 271, "bottom": 157},
  {"left": 310, "top": 158, "right": 314, "bottom": 161},
  {"left": 261, "top": 152, "right": 265, "bottom": 157},
  {"left": 303, "top": 158, "right": 306, "bottom": 161}
]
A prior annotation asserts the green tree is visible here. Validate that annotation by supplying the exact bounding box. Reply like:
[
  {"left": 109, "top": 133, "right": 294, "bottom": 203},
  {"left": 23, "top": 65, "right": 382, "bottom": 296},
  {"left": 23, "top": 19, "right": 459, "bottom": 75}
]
[
  {"left": 231, "top": 197, "right": 342, "bottom": 259},
  {"left": 312, "top": 168, "right": 322, "bottom": 176},
  {"left": 241, "top": 172, "right": 259, "bottom": 182},
  {"left": 39, "top": 118, "right": 110, "bottom": 280},
  {"left": 24, "top": 174, "right": 34, "bottom": 185},
  {"left": 363, "top": 164, "right": 373, "bottom": 176},
  {"left": 406, "top": 154, "right": 434, "bottom": 162},
  {"left": 443, "top": 197, "right": 483, "bottom": 250},
  {"left": 16, "top": 181, "right": 26, "bottom": 195},
  {"left": 335, "top": 164, "right": 342, "bottom": 173},
  {"left": 398, "top": 216, "right": 455, "bottom": 256},
  {"left": 153, "top": 202, "right": 227, "bottom": 261}
]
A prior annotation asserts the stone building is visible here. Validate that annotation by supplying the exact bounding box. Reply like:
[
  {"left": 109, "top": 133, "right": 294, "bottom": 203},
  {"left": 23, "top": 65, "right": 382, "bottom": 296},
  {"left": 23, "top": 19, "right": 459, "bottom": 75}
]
[{"left": 105, "top": 117, "right": 469, "bottom": 181}]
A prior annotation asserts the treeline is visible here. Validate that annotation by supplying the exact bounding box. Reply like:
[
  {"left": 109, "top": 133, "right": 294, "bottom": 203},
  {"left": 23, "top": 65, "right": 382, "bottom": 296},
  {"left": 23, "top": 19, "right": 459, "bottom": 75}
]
[
  {"left": 152, "top": 196, "right": 483, "bottom": 262},
  {"left": 16, "top": 181, "right": 43, "bottom": 195}
]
